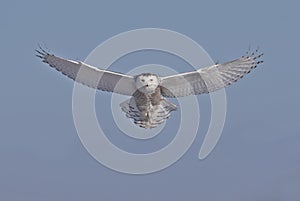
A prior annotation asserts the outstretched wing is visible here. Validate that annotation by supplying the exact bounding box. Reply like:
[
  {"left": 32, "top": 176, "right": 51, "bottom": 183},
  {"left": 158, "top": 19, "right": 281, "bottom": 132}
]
[
  {"left": 160, "top": 50, "right": 263, "bottom": 97},
  {"left": 36, "top": 47, "right": 136, "bottom": 96}
]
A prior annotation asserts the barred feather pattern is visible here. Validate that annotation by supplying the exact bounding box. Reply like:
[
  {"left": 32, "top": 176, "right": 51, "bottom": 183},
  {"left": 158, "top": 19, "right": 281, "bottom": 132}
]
[{"left": 120, "top": 98, "right": 177, "bottom": 128}]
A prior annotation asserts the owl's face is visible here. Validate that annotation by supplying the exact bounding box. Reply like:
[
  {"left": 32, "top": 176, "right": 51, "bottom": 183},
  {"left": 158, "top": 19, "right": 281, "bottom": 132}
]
[{"left": 135, "top": 74, "right": 160, "bottom": 94}]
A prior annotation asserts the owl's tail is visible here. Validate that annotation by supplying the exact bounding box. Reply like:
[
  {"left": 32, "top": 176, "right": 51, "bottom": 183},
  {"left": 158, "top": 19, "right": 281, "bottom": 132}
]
[{"left": 120, "top": 98, "right": 177, "bottom": 129}]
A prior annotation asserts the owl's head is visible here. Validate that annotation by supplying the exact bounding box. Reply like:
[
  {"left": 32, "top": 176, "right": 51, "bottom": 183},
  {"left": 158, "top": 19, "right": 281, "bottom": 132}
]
[{"left": 134, "top": 73, "right": 160, "bottom": 94}]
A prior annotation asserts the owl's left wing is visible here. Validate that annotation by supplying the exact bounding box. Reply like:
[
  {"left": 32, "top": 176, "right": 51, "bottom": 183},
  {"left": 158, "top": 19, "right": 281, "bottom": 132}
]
[
  {"left": 160, "top": 50, "right": 263, "bottom": 98},
  {"left": 36, "top": 47, "right": 136, "bottom": 96}
]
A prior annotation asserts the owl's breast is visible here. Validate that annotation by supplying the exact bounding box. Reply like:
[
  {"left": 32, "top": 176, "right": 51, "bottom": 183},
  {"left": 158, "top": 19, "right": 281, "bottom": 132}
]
[{"left": 133, "top": 86, "right": 162, "bottom": 110}]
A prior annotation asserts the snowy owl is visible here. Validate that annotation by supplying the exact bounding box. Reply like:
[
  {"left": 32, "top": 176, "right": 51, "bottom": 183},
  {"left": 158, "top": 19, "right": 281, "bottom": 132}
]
[{"left": 36, "top": 47, "right": 263, "bottom": 128}]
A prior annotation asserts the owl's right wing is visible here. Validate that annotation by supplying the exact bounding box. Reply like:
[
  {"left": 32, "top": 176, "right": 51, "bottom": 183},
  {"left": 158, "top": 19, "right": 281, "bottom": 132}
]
[
  {"left": 36, "top": 47, "right": 136, "bottom": 96},
  {"left": 160, "top": 50, "right": 263, "bottom": 98}
]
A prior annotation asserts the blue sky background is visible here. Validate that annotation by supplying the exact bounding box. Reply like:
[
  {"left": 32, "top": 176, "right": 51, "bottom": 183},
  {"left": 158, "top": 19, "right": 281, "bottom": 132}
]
[{"left": 1, "top": 0, "right": 300, "bottom": 200}]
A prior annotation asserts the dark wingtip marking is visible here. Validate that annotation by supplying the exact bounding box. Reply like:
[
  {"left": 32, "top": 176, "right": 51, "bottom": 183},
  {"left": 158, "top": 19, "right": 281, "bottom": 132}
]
[
  {"left": 35, "top": 54, "right": 43, "bottom": 59},
  {"left": 37, "top": 43, "right": 49, "bottom": 54},
  {"left": 35, "top": 44, "right": 52, "bottom": 60},
  {"left": 35, "top": 49, "right": 45, "bottom": 56}
]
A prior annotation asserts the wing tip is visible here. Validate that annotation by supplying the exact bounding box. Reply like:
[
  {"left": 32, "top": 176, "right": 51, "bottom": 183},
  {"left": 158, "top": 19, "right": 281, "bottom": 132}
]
[
  {"left": 242, "top": 47, "right": 264, "bottom": 67},
  {"left": 35, "top": 44, "right": 52, "bottom": 62}
]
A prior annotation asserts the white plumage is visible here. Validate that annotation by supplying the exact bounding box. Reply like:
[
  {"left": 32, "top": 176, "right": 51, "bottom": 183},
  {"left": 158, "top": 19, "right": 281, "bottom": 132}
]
[{"left": 36, "top": 47, "right": 263, "bottom": 128}]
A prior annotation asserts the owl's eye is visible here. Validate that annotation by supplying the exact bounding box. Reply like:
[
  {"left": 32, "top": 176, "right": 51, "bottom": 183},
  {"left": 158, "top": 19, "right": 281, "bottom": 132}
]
[
  {"left": 141, "top": 79, "right": 145, "bottom": 82},
  {"left": 149, "top": 79, "right": 153, "bottom": 82}
]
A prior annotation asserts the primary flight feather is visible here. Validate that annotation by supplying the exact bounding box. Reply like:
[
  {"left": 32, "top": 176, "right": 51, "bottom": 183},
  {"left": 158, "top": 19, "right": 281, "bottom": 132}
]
[{"left": 36, "top": 47, "right": 263, "bottom": 128}]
